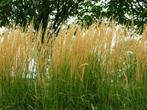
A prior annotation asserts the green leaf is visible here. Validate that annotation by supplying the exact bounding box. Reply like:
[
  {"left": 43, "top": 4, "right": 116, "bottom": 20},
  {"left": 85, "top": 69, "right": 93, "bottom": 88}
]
[{"left": 0, "top": 0, "right": 11, "bottom": 7}]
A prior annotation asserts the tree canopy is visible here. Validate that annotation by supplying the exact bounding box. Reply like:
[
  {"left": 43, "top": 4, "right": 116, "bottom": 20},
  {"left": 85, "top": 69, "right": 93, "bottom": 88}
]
[{"left": 0, "top": 0, "right": 147, "bottom": 40}]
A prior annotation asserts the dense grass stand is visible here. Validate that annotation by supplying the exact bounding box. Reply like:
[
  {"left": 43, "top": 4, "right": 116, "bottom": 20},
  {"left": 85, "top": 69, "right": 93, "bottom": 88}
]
[{"left": 0, "top": 22, "right": 147, "bottom": 110}]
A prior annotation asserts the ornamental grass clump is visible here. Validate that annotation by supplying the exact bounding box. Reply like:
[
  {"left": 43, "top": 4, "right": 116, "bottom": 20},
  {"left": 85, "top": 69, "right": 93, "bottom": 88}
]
[{"left": 0, "top": 21, "right": 147, "bottom": 110}]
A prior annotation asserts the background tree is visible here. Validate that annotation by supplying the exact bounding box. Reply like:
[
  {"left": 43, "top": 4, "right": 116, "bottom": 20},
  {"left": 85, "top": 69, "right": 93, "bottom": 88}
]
[
  {"left": 76, "top": 0, "right": 102, "bottom": 27},
  {"left": 0, "top": 0, "right": 84, "bottom": 42},
  {"left": 0, "top": 0, "right": 12, "bottom": 26},
  {"left": 0, "top": 0, "right": 147, "bottom": 41},
  {"left": 76, "top": 0, "right": 147, "bottom": 32},
  {"left": 105, "top": 0, "right": 147, "bottom": 31}
]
